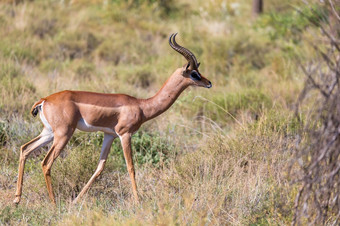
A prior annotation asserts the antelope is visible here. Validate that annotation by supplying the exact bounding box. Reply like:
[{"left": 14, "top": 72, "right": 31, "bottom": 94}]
[{"left": 13, "top": 33, "right": 212, "bottom": 205}]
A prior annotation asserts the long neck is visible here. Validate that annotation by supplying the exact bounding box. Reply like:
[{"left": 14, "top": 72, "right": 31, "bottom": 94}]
[{"left": 140, "top": 70, "right": 189, "bottom": 121}]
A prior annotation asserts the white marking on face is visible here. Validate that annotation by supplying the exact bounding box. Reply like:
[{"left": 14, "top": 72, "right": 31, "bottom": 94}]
[{"left": 76, "top": 118, "right": 117, "bottom": 136}]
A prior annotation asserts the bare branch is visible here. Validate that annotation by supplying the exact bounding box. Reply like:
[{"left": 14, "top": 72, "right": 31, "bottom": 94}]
[{"left": 328, "top": 0, "right": 340, "bottom": 21}]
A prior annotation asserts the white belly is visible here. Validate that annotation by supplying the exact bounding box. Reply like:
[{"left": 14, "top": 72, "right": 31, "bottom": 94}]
[{"left": 76, "top": 118, "right": 117, "bottom": 135}]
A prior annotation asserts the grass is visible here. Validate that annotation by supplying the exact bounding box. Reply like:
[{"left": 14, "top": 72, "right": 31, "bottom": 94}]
[{"left": 0, "top": 0, "right": 321, "bottom": 225}]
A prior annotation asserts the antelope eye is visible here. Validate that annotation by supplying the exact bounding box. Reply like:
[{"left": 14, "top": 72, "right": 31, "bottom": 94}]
[{"left": 190, "top": 71, "right": 201, "bottom": 81}]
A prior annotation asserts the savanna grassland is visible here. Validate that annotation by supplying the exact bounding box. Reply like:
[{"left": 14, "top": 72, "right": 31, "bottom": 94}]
[{"left": 0, "top": 0, "right": 325, "bottom": 225}]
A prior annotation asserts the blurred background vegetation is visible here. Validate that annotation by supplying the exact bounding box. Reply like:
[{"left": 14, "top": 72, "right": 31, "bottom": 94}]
[{"left": 0, "top": 0, "right": 333, "bottom": 225}]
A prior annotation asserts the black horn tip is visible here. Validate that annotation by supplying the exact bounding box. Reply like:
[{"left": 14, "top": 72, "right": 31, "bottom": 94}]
[
  {"left": 169, "top": 33, "right": 173, "bottom": 44},
  {"left": 169, "top": 33, "right": 178, "bottom": 46},
  {"left": 173, "top": 33, "right": 180, "bottom": 45}
]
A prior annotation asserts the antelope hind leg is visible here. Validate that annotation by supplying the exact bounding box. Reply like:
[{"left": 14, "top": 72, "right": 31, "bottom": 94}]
[{"left": 14, "top": 129, "right": 53, "bottom": 204}]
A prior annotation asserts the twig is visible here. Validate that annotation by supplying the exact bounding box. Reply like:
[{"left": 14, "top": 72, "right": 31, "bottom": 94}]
[{"left": 328, "top": 0, "right": 340, "bottom": 21}]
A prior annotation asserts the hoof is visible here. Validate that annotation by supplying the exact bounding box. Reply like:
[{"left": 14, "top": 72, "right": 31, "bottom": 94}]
[
  {"left": 72, "top": 198, "right": 79, "bottom": 205},
  {"left": 13, "top": 196, "right": 21, "bottom": 205}
]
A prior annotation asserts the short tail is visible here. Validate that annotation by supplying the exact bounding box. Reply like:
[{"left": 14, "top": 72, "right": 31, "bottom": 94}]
[{"left": 30, "top": 99, "right": 45, "bottom": 117}]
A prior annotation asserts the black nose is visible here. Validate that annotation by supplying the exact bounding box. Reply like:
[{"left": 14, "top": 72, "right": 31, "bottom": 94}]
[{"left": 206, "top": 81, "right": 212, "bottom": 88}]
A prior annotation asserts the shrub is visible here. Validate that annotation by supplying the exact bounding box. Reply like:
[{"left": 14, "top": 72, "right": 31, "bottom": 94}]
[
  {"left": 126, "top": 131, "right": 173, "bottom": 167},
  {"left": 292, "top": 5, "right": 340, "bottom": 225},
  {"left": 56, "top": 32, "right": 100, "bottom": 60},
  {"left": 256, "top": 5, "right": 328, "bottom": 42}
]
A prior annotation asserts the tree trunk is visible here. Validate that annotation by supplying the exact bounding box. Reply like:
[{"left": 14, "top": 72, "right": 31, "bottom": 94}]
[{"left": 252, "top": 0, "right": 263, "bottom": 17}]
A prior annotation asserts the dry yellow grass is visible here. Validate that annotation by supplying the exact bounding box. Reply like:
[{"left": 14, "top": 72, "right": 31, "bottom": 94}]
[{"left": 0, "top": 0, "right": 321, "bottom": 225}]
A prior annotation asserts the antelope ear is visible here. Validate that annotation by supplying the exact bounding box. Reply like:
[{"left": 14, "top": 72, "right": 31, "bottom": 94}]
[
  {"left": 185, "top": 62, "right": 190, "bottom": 71},
  {"left": 197, "top": 62, "right": 200, "bottom": 68}
]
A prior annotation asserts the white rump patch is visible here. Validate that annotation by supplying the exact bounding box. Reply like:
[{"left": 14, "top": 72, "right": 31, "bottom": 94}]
[{"left": 39, "top": 101, "right": 53, "bottom": 132}]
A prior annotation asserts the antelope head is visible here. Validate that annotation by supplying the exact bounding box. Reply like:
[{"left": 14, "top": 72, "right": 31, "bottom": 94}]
[{"left": 169, "top": 33, "right": 212, "bottom": 89}]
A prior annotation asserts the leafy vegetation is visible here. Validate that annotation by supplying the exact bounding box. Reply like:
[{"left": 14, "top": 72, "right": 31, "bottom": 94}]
[{"left": 0, "top": 0, "right": 327, "bottom": 225}]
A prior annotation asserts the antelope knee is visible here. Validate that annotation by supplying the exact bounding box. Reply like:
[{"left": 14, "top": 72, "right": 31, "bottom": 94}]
[
  {"left": 127, "top": 166, "right": 135, "bottom": 175},
  {"left": 19, "top": 145, "right": 28, "bottom": 158},
  {"left": 96, "top": 160, "right": 106, "bottom": 174},
  {"left": 41, "top": 162, "right": 51, "bottom": 175}
]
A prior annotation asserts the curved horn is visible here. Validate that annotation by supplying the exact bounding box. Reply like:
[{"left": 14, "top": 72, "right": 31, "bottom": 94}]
[{"left": 169, "top": 33, "right": 198, "bottom": 69}]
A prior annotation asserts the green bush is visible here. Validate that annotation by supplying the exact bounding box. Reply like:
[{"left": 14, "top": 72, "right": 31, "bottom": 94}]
[
  {"left": 256, "top": 5, "right": 327, "bottom": 42},
  {"left": 110, "top": 131, "right": 174, "bottom": 169},
  {"left": 55, "top": 32, "right": 100, "bottom": 60}
]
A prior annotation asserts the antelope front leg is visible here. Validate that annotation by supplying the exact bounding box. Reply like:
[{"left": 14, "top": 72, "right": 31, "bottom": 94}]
[
  {"left": 120, "top": 133, "right": 139, "bottom": 202},
  {"left": 73, "top": 133, "right": 115, "bottom": 204}
]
